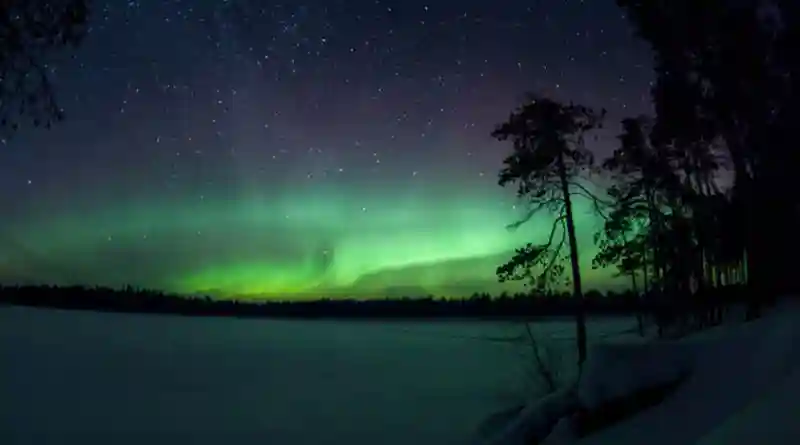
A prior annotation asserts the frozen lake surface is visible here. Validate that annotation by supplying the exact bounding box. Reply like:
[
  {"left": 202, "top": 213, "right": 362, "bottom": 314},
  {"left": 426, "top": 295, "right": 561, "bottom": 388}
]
[{"left": 0, "top": 306, "right": 634, "bottom": 445}]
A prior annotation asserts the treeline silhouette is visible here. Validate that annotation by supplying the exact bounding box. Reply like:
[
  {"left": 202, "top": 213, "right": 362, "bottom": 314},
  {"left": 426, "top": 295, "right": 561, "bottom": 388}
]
[
  {"left": 594, "top": 0, "right": 800, "bottom": 316},
  {"left": 489, "top": 1, "right": 800, "bottom": 363},
  {"left": 0, "top": 283, "right": 749, "bottom": 325}
]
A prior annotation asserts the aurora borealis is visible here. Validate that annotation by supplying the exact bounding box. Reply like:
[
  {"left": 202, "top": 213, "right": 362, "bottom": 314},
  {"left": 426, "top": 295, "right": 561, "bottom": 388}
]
[{"left": 0, "top": 0, "right": 653, "bottom": 299}]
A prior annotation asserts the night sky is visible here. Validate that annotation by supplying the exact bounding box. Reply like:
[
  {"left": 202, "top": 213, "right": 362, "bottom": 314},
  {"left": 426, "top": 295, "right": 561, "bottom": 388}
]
[{"left": 0, "top": 0, "right": 653, "bottom": 299}]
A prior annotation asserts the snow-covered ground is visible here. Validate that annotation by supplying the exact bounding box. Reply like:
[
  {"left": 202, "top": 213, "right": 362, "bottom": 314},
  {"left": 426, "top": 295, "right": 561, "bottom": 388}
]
[
  {"left": 693, "top": 364, "right": 800, "bottom": 445},
  {"left": 0, "top": 306, "right": 633, "bottom": 445},
  {"left": 481, "top": 298, "right": 800, "bottom": 445}
]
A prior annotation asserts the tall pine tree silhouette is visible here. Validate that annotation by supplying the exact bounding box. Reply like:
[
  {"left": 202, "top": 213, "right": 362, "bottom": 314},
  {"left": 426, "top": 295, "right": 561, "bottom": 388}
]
[{"left": 493, "top": 94, "right": 604, "bottom": 368}]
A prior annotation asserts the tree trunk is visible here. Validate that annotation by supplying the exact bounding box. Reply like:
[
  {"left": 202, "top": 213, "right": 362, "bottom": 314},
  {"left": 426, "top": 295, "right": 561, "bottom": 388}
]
[
  {"left": 724, "top": 135, "right": 762, "bottom": 318},
  {"left": 556, "top": 153, "right": 587, "bottom": 368},
  {"left": 757, "top": 161, "right": 797, "bottom": 300},
  {"left": 642, "top": 243, "right": 649, "bottom": 293},
  {"left": 644, "top": 186, "right": 663, "bottom": 292},
  {"left": 632, "top": 272, "right": 644, "bottom": 336}
]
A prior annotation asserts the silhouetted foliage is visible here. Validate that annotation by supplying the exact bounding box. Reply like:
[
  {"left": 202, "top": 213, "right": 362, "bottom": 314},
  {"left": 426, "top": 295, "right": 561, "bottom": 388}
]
[
  {"left": 589, "top": 108, "right": 753, "bottom": 336},
  {"left": 617, "top": 0, "right": 800, "bottom": 317},
  {"left": 492, "top": 94, "right": 606, "bottom": 367},
  {"left": 0, "top": 0, "right": 90, "bottom": 138},
  {"left": 488, "top": 0, "right": 797, "bottom": 342}
]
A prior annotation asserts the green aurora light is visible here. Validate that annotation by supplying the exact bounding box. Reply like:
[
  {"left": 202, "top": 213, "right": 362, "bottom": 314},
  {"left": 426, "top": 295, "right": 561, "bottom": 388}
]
[{"left": 1, "top": 184, "right": 621, "bottom": 299}]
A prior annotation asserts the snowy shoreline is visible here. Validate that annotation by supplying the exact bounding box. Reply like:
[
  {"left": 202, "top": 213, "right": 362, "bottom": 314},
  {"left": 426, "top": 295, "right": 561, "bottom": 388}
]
[{"left": 477, "top": 298, "right": 800, "bottom": 445}]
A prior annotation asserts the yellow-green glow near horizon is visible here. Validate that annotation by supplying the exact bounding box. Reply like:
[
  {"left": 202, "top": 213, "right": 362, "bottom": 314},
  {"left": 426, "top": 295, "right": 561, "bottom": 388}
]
[{"left": 1, "top": 185, "right": 619, "bottom": 299}]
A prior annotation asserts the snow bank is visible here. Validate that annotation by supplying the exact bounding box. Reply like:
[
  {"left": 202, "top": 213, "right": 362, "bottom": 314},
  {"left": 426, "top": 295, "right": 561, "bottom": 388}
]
[
  {"left": 476, "top": 337, "right": 693, "bottom": 445},
  {"left": 477, "top": 386, "right": 579, "bottom": 445},
  {"left": 576, "top": 298, "right": 800, "bottom": 445},
  {"left": 577, "top": 339, "right": 692, "bottom": 412},
  {"left": 477, "top": 298, "right": 800, "bottom": 445},
  {"left": 540, "top": 415, "right": 579, "bottom": 445},
  {"left": 694, "top": 365, "right": 800, "bottom": 445}
]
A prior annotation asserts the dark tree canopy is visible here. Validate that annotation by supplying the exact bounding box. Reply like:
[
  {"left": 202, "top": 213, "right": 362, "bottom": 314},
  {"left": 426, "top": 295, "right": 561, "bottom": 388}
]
[
  {"left": 0, "top": 0, "right": 90, "bottom": 137},
  {"left": 618, "top": 0, "right": 800, "bottom": 303},
  {"left": 492, "top": 94, "right": 604, "bottom": 289}
]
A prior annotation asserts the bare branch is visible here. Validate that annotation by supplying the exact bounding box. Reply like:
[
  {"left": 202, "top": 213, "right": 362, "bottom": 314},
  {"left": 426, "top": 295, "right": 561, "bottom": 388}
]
[
  {"left": 524, "top": 322, "right": 556, "bottom": 392},
  {"left": 541, "top": 217, "right": 567, "bottom": 278},
  {"left": 568, "top": 180, "right": 614, "bottom": 206},
  {"left": 570, "top": 190, "right": 611, "bottom": 221},
  {"left": 507, "top": 198, "right": 561, "bottom": 231},
  {"left": 543, "top": 214, "right": 567, "bottom": 248}
]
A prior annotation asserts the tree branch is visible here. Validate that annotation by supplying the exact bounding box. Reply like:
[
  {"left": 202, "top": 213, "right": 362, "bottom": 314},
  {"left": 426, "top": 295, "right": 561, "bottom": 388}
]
[
  {"left": 507, "top": 198, "right": 561, "bottom": 231},
  {"left": 568, "top": 180, "right": 614, "bottom": 206},
  {"left": 543, "top": 214, "right": 567, "bottom": 248},
  {"left": 541, "top": 217, "right": 567, "bottom": 278}
]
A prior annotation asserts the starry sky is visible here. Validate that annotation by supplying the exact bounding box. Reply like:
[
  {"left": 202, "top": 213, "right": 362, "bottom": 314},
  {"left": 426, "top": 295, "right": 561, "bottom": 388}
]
[{"left": 0, "top": 0, "right": 653, "bottom": 300}]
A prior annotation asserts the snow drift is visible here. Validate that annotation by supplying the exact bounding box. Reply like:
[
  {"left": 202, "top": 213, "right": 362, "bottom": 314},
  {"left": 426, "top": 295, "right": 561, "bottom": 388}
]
[{"left": 478, "top": 298, "right": 800, "bottom": 445}]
